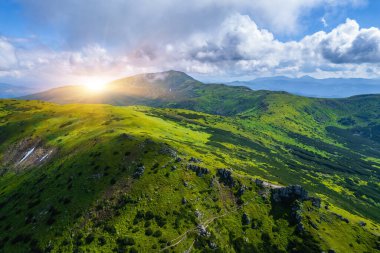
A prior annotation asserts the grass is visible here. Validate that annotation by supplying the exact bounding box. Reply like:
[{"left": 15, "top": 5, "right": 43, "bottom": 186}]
[{"left": 0, "top": 98, "right": 379, "bottom": 252}]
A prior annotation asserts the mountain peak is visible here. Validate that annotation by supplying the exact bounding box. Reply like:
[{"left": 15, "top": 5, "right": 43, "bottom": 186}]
[{"left": 142, "top": 70, "right": 195, "bottom": 81}]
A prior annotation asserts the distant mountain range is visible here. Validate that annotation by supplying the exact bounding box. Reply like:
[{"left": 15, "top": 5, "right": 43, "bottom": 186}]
[
  {"left": 228, "top": 76, "right": 380, "bottom": 98},
  {"left": 0, "top": 83, "right": 36, "bottom": 98}
]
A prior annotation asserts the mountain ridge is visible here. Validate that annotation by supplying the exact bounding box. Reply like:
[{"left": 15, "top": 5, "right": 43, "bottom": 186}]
[{"left": 228, "top": 75, "right": 380, "bottom": 98}]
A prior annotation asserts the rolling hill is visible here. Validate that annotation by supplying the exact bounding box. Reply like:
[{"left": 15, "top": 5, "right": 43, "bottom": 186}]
[{"left": 1, "top": 71, "right": 379, "bottom": 252}]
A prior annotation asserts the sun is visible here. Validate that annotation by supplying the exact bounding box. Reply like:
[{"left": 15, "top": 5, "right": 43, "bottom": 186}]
[{"left": 82, "top": 77, "right": 108, "bottom": 92}]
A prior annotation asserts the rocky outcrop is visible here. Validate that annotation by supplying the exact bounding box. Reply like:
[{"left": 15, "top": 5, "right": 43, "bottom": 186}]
[
  {"left": 272, "top": 185, "right": 308, "bottom": 203},
  {"left": 159, "top": 143, "right": 177, "bottom": 158},
  {"left": 216, "top": 168, "right": 235, "bottom": 187},
  {"left": 187, "top": 164, "right": 210, "bottom": 177}
]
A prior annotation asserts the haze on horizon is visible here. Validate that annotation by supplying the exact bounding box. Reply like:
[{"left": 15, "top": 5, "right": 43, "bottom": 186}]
[{"left": 1, "top": 0, "right": 380, "bottom": 91}]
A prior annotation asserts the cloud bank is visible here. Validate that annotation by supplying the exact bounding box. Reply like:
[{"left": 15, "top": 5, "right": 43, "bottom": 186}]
[{"left": 2, "top": 0, "right": 380, "bottom": 86}]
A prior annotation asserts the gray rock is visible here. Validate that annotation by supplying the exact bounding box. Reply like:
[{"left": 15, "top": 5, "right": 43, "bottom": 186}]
[
  {"left": 359, "top": 221, "right": 366, "bottom": 227},
  {"left": 182, "top": 197, "right": 187, "bottom": 204},
  {"left": 197, "top": 224, "right": 210, "bottom": 237},
  {"left": 133, "top": 165, "right": 145, "bottom": 179},
  {"left": 209, "top": 241, "right": 217, "bottom": 249}
]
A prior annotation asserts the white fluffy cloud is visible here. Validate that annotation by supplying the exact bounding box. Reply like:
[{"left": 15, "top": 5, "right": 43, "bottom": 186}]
[
  {"left": 2, "top": 13, "right": 380, "bottom": 86},
  {"left": 0, "top": 37, "right": 18, "bottom": 71},
  {"left": 320, "top": 19, "right": 380, "bottom": 63},
  {"left": 18, "top": 0, "right": 365, "bottom": 47}
]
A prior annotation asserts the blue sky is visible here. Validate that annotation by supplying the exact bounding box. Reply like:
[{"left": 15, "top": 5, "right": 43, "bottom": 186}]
[{"left": 1, "top": 0, "right": 380, "bottom": 87}]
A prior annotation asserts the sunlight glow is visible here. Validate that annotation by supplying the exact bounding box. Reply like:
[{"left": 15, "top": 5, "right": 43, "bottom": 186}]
[{"left": 82, "top": 77, "right": 108, "bottom": 92}]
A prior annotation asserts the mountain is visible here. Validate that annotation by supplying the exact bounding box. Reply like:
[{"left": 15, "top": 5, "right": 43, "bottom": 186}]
[
  {"left": 1, "top": 71, "right": 380, "bottom": 252},
  {"left": 228, "top": 76, "right": 380, "bottom": 98},
  {"left": 0, "top": 83, "right": 36, "bottom": 98},
  {"left": 21, "top": 70, "right": 268, "bottom": 116}
]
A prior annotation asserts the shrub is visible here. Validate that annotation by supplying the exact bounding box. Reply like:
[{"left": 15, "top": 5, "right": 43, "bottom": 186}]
[
  {"left": 85, "top": 233, "right": 95, "bottom": 244},
  {"left": 116, "top": 236, "right": 135, "bottom": 246},
  {"left": 104, "top": 224, "right": 116, "bottom": 234},
  {"left": 145, "top": 228, "right": 153, "bottom": 236},
  {"left": 145, "top": 211, "right": 154, "bottom": 220},
  {"left": 98, "top": 236, "right": 106, "bottom": 246},
  {"left": 129, "top": 247, "right": 138, "bottom": 253},
  {"left": 153, "top": 230, "right": 162, "bottom": 237}
]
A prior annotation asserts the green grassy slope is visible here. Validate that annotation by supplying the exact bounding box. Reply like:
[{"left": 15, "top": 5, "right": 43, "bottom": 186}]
[{"left": 0, "top": 99, "right": 379, "bottom": 253}]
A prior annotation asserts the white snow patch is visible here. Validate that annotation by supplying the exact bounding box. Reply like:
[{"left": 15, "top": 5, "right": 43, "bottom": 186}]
[
  {"left": 39, "top": 151, "right": 52, "bottom": 162},
  {"left": 18, "top": 147, "right": 36, "bottom": 164}
]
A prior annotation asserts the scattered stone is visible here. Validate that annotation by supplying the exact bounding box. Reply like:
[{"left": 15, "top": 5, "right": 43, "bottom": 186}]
[
  {"left": 309, "top": 197, "right": 321, "bottom": 208},
  {"left": 358, "top": 221, "right": 366, "bottom": 227},
  {"left": 209, "top": 241, "right": 217, "bottom": 249},
  {"left": 333, "top": 213, "right": 349, "bottom": 223},
  {"left": 133, "top": 165, "right": 145, "bottom": 179},
  {"left": 296, "top": 223, "right": 305, "bottom": 234},
  {"left": 254, "top": 179, "right": 264, "bottom": 187},
  {"left": 216, "top": 169, "right": 235, "bottom": 187},
  {"left": 236, "top": 185, "right": 247, "bottom": 197},
  {"left": 197, "top": 224, "right": 210, "bottom": 237},
  {"left": 171, "top": 166, "right": 177, "bottom": 171},
  {"left": 119, "top": 133, "right": 134, "bottom": 140},
  {"left": 183, "top": 181, "right": 189, "bottom": 187},
  {"left": 194, "top": 210, "right": 202, "bottom": 218},
  {"left": 159, "top": 144, "right": 177, "bottom": 157},
  {"left": 309, "top": 221, "right": 319, "bottom": 230},
  {"left": 242, "top": 213, "right": 250, "bottom": 225},
  {"left": 189, "top": 157, "right": 202, "bottom": 163},
  {"left": 175, "top": 157, "right": 182, "bottom": 163},
  {"left": 182, "top": 197, "right": 187, "bottom": 205},
  {"left": 328, "top": 250, "right": 336, "bottom": 253}
]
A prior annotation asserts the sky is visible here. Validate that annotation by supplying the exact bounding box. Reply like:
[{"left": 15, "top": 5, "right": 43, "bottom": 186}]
[{"left": 1, "top": 0, "right": 380, "bottom": 88}]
